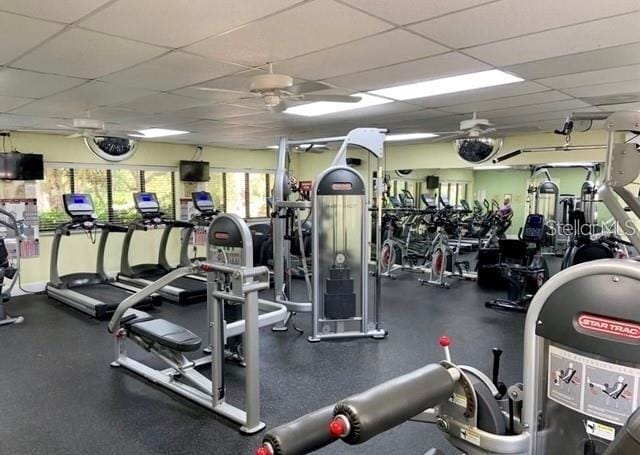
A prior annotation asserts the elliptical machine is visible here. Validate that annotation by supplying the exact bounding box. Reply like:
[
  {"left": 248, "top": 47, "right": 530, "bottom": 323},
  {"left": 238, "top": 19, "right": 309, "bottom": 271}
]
[{"left": 485, "top": 214, "right": 549, "bottom": 313}]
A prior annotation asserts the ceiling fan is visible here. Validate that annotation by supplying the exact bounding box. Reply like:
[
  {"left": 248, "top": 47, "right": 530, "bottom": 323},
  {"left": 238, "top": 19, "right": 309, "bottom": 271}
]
[
  {"left": 56, "top": 117, "right": 139, "bottom": 139},
  {"left": 193, "top": 63, "right": 361, "bottom": 112},
  {"left": 431, "top": 112, "right": 515, "bottom": 141},
  {"left": 52, "top": 116, "right": 140, "bottom": 162}
]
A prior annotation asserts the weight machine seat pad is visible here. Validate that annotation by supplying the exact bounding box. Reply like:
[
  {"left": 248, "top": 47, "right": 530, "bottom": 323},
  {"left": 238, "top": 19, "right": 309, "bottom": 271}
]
[{"left": 128, "top": 318, "right": 202, "bottom": 352}]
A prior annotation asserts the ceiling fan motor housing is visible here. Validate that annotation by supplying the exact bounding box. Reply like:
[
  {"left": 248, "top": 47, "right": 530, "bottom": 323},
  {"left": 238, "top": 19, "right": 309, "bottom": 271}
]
[
  {"left": 249, "top": 73, "right": 293, "bottom": 92},
  {"left": 72, "top": 118, "right": 104, "bottom": 130}
]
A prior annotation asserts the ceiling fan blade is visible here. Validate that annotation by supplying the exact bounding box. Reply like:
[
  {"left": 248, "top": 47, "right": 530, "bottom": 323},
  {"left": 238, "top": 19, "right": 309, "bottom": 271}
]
[
  {"left": 299, "top": 94, "right": 361, "bottom": 103},
  {"left": 104, "top": 129, "right": 141, "bottom": 138},
  {"left": 432, "top": 133, "right": 465, "bottom": 142},
  {"left": 193, "top": 87, "right": 251, "bottom": 95},
  {"left": 428, "top": 130, "right": 463, "bottom": 135},
  {"left": 239, "top": 94, "right": 262, "bottom": 100},
  {"left": 288, "top": 80, "right": 332, "bottom": 95}
]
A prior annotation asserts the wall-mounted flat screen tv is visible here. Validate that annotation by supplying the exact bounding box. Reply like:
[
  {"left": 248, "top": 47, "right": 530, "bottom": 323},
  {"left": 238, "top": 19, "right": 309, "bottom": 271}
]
[
  {"left": 180, "top": 160, "right": 210, "bottom": 182},
  {"left": 1, "top": 153, "right": 44, "bottom": 180}
]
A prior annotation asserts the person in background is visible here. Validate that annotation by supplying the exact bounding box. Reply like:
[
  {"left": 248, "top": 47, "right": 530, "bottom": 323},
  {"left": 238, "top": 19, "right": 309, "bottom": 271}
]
[{"left": 497, "top": 197, "right": 512, "bottom": 221}]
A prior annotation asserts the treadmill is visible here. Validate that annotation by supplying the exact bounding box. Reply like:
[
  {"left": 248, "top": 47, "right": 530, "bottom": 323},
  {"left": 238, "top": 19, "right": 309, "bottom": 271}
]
[
  {"left": 46, "top": 193, "right": 162, "bottom": 320},
  {"left": 117, "top": 192, "right": 207, "bottom": 305},
  {"left": 179, "top": 191, "right": 218, "bottom": 264}
]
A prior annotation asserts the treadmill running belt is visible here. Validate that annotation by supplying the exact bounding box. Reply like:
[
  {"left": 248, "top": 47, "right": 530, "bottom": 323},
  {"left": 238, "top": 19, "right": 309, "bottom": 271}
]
[
  {"left": 141, "top": 272, "right": 206, "bottom": 292},
  {"left": 171, "top": 276, "right": 206, "bottom": 292},
  {"left": 75, "top": 284, "right": 135, "bottom": 306}
]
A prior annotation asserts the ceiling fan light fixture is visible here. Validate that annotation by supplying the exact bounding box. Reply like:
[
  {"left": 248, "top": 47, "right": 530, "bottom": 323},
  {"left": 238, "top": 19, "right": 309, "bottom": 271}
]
[
  {"left": 263, "top": 94, "right": 281, "bottom": 107},
  {"left": 369, "top": 69, "right": 523, "bottom": 101}
]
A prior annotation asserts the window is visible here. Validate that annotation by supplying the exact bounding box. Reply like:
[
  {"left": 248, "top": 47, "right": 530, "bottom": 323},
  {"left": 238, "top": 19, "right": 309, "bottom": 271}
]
[
  {"left": 33, "top": 166, "right": 176, "bottom": 231},
  {"left": 143, "top": 170, "right": 175, "bottom": 218},
  {"left": 111, "top": 169, "right": 140, "bottom": 224},
  {"left": 439, "top": 181, "right": 468, "bottom": 206},
  {"left": 210, "top": 172, "right": 225, "bottom": 212},
  {"left": 74, "top": 168, "right": 109, "bottom": 221},
  {"left": 38, "top": 168, "right": 72, "bottom": 231},
  {"left": 194, "top": 171, "right": 273, "bottom": 218},
  {"left": 225, "top": 172, "right": 246, "bottom": 217},
  {"left": 248, "top": 173, "right": 268, "bottom": 218}
]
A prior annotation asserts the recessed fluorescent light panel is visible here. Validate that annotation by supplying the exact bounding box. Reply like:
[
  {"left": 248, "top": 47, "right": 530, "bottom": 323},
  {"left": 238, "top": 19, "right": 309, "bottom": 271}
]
[
  {"left": 473, "top": 165, "right": 511, "bottom": 170},
  {"left": 369, "top": 69, "right": 523, "bottom": 101},
  {"left": 386, "top": 132, "right": 439, "bottom": 142},
  {"left": 131, "top": 128, "right": 189, "bottom": 138},
  {"left": 284, "top": 93, "right": 391, "bottom": 117}
]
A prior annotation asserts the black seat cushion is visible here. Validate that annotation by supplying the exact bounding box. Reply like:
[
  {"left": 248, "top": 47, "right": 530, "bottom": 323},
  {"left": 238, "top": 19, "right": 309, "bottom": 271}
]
[
  {"left": 129, "top": 319, "right": 202, "bottom": 352},
  {"left": 573, "top": 242, "right": 614, "bottom": 265}
]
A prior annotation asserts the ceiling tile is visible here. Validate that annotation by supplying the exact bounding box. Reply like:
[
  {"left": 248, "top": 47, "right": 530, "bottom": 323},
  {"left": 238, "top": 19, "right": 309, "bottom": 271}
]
[
  {"left": 0, "top": 11, "right": 64, "bottom": 65},
  {"left": 172, "top": 69, "right": 267, "bottom": 103},
  {"left": 80, "top": 0, "right": 303, "bottom": 48},
  {"left": 101, "top": 51, "right": 243, "bottom": 91},
  {"left": 185, "top": 0, "right": 392, "bottom": 67},
  {"left": 10, "top": 81, "right": 156, "bottom": 116},
  {"left": 465, "top": 12, "right": 640, "bottom": 66},
  {"left": 115, "top": 93, "right": 210, "bottom": 113},
  {"left": 591, "top": 101, "right": 640, "bottom": 111},
  {"left": 441, "top": 90, "right": 570, "bottom": 114},
  {"left": 506, "top": 42, "right": 640, "bottom": 80},
  {"left": 0, "top": 0, "right": 112, "bottom": 23},
  {"left": 13, "top": 28, "right": 166, "bottom": 79},
  {"left": 0, "top": 114, "right": 78, "bottom": 133},
  {"left": 482, "top": 99, "right": 591, "bottom": 118},
  {"left": 0, "top": 95, "right": 34, "bottom": 112},
  {"left": 410, "top": 81, "right": 550, "bottom": 107},
  {"left": 0, "top": 68, "right": 86, "bottom": 98},
  {"left": 172, "top": 103, "right": 267, "bottom": 120},
  {"left": 340, "top": 0, "right": 495, "bottom": 25},
  {"left": 563, "top": 80, "right": 640, "bottom": 98},
  {"left": 275, "top": 29, "right": 448, "bottom": 80},
  {"left": 410, "top": 0, "right": 640, "bottom": 49},
  {"left": 325, "top": 52, "right": 490, "bottom": 91},
  {"left": 177, "top": 120, "right": 275, "bottom": 134},
  {"left": 537, "top": 65, "right": 640, "bottom": 89},
  {"left": 85, "top": 107, "right": 154, "bottom": 123},
  {"left": 489, "top": 106, "right": 601, "bottom": 126}
]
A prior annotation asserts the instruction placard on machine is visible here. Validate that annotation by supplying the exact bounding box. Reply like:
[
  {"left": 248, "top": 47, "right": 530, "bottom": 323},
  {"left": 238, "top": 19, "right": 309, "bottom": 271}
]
[{"left": 548, "top": 345, "right": 639, "bottom": 426}]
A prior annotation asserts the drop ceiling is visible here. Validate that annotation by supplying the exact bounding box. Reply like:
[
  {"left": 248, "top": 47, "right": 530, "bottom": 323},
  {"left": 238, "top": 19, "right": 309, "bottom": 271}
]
[{"left": 0, "top": 0, "right": 638, "bottom": 149}]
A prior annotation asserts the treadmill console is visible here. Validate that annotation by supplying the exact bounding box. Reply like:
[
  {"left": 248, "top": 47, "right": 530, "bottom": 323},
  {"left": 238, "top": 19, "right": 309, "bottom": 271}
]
[
  {"left": 63, "top": 193, "right": 95, "bottom": 218},
  {"left": 134, "top": 192, "right": 161, "bottom": 215},
  {"left": 421, "top": 194, "right": 437, "bottom": 210},
  {"left": 191, "top": 191, "right": 215, "bottom": 214}
]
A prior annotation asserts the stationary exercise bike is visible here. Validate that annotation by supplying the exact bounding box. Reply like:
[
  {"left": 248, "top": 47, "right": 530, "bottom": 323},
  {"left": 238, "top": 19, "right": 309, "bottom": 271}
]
[{"left": 419, "top": 209, "right": 470, "bottom": 289}]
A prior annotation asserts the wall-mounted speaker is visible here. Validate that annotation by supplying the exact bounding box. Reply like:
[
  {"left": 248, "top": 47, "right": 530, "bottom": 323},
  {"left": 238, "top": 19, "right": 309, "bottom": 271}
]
[{"left": 426, "top": 175, "right": 440, "bottom": 189}]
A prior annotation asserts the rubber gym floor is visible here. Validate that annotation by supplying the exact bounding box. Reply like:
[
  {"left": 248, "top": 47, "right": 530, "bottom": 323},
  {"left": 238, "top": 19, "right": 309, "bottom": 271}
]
[{"left": 1, "top": 263, "right": 553, "bottom": 455}]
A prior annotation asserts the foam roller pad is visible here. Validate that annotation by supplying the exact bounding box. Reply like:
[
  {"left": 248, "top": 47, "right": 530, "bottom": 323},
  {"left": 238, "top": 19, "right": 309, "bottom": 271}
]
[
  {"left": 333, "top": 364, "right": 455, "bottom": 445},
  {"left": 262, "top": 405, "right": 336, "bottom": 455}
]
